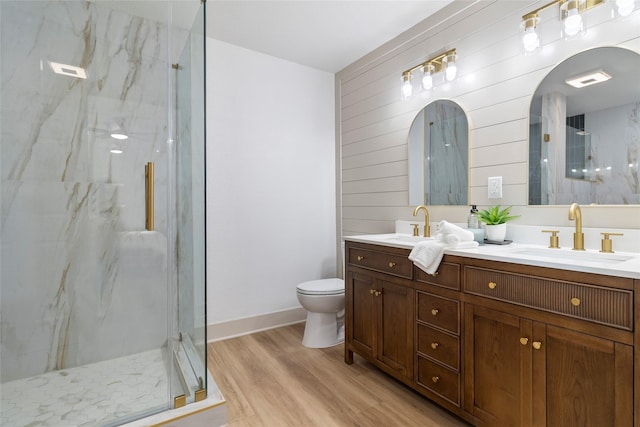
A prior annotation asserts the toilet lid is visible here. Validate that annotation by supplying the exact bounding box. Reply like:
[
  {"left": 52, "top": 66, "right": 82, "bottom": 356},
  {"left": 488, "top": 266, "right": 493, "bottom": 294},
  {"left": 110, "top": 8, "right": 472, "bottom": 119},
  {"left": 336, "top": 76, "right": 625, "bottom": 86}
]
[{"left": 296, "top": 278, "right": 344, "bottom": 295}]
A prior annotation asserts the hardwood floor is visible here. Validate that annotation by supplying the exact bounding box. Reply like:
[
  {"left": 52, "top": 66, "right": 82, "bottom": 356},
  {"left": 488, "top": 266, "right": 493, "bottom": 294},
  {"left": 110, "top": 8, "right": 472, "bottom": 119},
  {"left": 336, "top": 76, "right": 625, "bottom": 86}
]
[{"left": 207, "top": 323, "right": 470, "bottom": 427}]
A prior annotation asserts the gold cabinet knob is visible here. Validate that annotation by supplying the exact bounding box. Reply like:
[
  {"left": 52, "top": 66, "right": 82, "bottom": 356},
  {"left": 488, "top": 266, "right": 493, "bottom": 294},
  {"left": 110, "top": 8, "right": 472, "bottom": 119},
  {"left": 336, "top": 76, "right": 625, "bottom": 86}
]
[
  {"left": 357, "top": 256, "right": 364, "bottom": 261},
  {"left": 533, "top": 341, "right": 542, "bottom": 350},
  {"left": 488, "top": 282, "right": 497, "bottom": 290},
  {"left": 431, "top": 376, "right": 439, "bottom": 383},
  {"left": 570, "top": 297, "right": 581, "bottom": 307},
  {"left": 431, "top": 342, "right": 439, "bottom": 350},
  {"left": 431, "top": 309, "right": 439, "bottom": 316},
  {"left": 520, "top": 337, "right": 529, "bottom": 346},
  {"left": 433, "top": 271, "right": 439, "bottom": 277},
  {"left": 370, "top": 289, "right": 375, "bottom": 295},
  {"left": 388, "top": 262, "right": 396, "bottom": 268},
  {"left": 375, "top": 290, "right": 382, "bottom": 297}
]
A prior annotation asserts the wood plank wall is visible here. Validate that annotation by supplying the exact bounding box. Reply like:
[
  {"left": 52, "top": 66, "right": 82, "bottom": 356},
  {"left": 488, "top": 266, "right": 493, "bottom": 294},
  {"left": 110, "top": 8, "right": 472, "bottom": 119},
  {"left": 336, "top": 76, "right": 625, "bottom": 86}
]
[{"left": 336, "top": 0, "right": 640, "bottom": 242}]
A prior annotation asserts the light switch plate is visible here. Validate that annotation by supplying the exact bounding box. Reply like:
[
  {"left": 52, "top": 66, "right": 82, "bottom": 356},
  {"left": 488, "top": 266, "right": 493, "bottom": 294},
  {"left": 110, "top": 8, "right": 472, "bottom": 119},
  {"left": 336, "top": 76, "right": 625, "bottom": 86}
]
[{"left": 488, "top": 176, "right": 502, "bottom": 198}]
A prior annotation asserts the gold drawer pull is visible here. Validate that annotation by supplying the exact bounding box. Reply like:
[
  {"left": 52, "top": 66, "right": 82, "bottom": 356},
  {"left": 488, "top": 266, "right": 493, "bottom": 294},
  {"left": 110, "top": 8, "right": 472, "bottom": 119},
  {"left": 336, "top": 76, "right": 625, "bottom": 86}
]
[
  {"left": 370, "top": 289, "right": 375, "bottom": 295},
  {"left": 357, "top": 256, "right": 364, "bottom": 261},
  {"left": 488, "top": 282, "right": 497, "bottom": 290},
  {"left": 388, "top": 262, "right": 396, "bottom": 268},
  {"left": 570, "top": 297, "right": 581, "bottom": 307},
  {"left": 533, "top": 341, "right": 542, "bottom": 350},
  {"left": 431, "top": 376, "right": 440, "bottom": 383},
  {"left": 431, "top": 309, "right": 439, "bottom": 316},
  {"left": 431, "top": 342, "right": 439, "bottom": 350},
  {"left": 520, "top": 337, "right": 529, "bottom": 346},
  {"left": 433, "top": 271, "right": 439, "bottom": 277},
  {"left": 375, "top": 290, "right": 382, "bottom": 297}
]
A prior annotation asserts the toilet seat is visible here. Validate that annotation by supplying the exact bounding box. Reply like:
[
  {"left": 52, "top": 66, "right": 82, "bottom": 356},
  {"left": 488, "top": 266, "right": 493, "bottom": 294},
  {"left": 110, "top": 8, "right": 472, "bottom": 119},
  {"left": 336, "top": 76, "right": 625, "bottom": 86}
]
[{"left": 296, "top": 278, "right": 344, "bottom": 296}]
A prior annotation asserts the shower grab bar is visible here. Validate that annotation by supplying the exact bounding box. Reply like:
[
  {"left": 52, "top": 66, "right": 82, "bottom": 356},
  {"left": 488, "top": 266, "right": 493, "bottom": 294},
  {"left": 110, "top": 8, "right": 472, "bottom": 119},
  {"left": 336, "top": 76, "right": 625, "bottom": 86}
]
[{"left": 145, "top": 161, "right": 154, "bottom": 231}]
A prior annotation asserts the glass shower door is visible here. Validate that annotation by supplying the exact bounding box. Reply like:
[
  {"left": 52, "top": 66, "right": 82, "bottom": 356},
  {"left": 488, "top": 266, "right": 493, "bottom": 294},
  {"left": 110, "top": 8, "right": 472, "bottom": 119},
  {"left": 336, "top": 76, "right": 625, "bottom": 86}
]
[
  {"left": 0, "top": 1, "right": 202, "bottom": 425},
  {"left": 171, "top": 1, "right": 208, "bottom": 406}
]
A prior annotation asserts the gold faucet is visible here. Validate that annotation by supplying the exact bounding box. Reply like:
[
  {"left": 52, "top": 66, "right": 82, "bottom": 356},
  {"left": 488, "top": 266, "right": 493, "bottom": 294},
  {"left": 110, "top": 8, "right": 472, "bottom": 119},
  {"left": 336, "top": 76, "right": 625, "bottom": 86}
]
[
  {"left": 568, "top": 203, "right": 584, "bottom": 251},
  {"left": 413, "top": 205, "right": 431, "bottom": 237}
]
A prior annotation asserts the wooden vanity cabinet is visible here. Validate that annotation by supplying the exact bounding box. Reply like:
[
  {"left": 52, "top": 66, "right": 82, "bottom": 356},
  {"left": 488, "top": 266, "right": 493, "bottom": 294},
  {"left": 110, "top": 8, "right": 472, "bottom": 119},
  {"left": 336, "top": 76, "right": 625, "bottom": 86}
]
[
  {"left": 345, "top": 241, "right": 414, "bottom": 382},
  {"left": 344, "top": 240, "right": 636, "bottom": 427},
  {"left": 463, "top": 258, "right": 634, "bottom": 427}
]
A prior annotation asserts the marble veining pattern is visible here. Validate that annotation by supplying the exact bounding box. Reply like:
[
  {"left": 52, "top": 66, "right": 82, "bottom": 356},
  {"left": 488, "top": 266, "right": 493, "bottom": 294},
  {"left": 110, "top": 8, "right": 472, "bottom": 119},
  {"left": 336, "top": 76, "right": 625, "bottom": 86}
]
[
  {"left": 0, "top": 348, "right": 169, "bottom": 427},
  {"left": 0, "top": 0, "right": 184, "bottom": 382}
]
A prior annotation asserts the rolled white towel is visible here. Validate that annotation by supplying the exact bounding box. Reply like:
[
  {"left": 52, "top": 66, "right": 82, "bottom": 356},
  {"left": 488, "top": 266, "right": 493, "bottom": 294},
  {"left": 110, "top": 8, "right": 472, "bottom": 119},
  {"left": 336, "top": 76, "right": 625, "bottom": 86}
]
[{"left": 438, "top": 220, "right": 474, "bottom": 242}]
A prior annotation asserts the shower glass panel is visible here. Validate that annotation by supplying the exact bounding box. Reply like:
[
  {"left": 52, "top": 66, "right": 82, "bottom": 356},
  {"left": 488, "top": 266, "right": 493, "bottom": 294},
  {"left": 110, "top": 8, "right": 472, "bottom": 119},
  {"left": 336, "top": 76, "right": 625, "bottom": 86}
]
[
  {"left": 173, "top": 2, "right": 208, "bottom": 404},
  {"left": 0, "top": 1, "right": 204, "bottom": 425}
]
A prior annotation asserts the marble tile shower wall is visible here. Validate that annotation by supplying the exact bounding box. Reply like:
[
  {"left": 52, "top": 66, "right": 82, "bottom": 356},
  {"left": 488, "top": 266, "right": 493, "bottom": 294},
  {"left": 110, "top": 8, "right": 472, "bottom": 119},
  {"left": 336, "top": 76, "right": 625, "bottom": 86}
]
[{"left": 0, "top": 1, "right": 182, "bottom": 382}]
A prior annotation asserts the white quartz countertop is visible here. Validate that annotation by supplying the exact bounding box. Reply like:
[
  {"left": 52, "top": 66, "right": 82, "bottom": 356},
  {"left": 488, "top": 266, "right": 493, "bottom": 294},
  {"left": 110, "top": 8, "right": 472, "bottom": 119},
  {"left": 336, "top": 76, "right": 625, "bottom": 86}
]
[{"left": 345, "top": 233, "right": 640, "bottom": 279}]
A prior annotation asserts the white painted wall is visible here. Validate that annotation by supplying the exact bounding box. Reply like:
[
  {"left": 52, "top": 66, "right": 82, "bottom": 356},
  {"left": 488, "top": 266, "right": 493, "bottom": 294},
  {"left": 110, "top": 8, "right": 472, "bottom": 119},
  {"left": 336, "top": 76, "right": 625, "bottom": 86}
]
[
  {"left": 206, "top": 38, "right": 336, "bottom": 332},
  {"left": 337, "top": 0, "right": 640, "bottom": 239}
]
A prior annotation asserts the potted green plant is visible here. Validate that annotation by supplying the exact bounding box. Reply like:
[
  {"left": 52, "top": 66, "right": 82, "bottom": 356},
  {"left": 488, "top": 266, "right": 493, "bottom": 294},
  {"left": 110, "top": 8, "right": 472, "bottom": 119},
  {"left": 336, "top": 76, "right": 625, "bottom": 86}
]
[{"left": 478, "top": 205, "right": 519, "bottom": 242}]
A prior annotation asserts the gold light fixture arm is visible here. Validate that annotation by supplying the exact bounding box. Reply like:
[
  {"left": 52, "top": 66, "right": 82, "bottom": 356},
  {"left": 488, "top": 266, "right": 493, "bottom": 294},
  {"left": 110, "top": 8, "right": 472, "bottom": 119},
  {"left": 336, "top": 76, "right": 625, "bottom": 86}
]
[{"left": 401, "top": 48, "right": 457, "bottom": 79}]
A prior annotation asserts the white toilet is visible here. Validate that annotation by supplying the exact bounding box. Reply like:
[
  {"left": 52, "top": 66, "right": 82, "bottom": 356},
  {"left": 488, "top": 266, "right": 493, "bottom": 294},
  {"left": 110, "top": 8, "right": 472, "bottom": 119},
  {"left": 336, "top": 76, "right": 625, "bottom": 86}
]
[{"left": 296, "top": 278, "right": 345, "bottom": 348}]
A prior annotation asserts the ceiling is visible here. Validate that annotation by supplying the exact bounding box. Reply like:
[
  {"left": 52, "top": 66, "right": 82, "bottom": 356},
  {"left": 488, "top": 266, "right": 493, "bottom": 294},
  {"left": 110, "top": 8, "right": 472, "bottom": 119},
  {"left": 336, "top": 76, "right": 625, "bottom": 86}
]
[
  {"left": 98, "top": 0, "right": 454, "bottom": 73},
  {"left": 206, "top": 1, "right": 454, "bottom": 73}
]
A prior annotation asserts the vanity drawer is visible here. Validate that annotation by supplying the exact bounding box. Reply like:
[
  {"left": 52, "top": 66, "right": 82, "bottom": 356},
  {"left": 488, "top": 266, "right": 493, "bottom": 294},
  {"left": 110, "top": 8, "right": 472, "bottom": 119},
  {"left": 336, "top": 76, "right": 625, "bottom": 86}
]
[
  {"left": 464, "top": 266, "right": 633, "bottom": 330},
  {"left": 417, "top": 292, "right": 459, "bottom": 334},
  {"left": 417, "top": 356, "right": 460, "bottom": 406},
  {"left": 416, "top": 261, "right": 460, "bottom": 290},
  {"left": 416, "top": 324, "right": 459, "bottom": 370},
  {"left": 348, "top": 247, "right": 413, "bottom": 279}
]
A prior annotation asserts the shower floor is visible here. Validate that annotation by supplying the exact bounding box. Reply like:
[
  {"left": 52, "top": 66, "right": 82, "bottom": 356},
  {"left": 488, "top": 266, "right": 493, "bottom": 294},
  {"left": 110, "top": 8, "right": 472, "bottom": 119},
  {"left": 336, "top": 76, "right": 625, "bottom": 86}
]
[{"left": 1, "top": 348, "right": 171, "bottom": 427}]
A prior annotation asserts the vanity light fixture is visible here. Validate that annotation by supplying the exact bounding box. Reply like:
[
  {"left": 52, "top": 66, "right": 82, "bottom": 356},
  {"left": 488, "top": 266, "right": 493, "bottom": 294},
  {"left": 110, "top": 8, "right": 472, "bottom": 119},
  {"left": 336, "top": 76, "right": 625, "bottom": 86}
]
[
  {"left": 400, "top": 48, "right": 457, "bottom": 100},
  {"left": 520, "top": 0, "right": 606, "bottom": 52}
]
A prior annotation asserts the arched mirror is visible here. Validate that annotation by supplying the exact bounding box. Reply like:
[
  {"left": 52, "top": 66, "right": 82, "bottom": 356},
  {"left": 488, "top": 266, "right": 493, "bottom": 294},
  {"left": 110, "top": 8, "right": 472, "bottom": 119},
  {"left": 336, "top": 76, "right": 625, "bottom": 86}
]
[
  {"left": 408, "top": 99, "right": 469, "bottom": 206},
  {"left": 528, "top": 46, "right": 640, "bottom": 205}
]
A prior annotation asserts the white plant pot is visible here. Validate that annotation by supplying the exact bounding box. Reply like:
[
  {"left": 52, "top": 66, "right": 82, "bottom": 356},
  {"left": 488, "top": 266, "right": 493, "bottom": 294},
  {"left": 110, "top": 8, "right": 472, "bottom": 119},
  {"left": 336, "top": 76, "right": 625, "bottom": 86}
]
[{"left": 485, "top": 223, "right": 507, "bottom": 242}]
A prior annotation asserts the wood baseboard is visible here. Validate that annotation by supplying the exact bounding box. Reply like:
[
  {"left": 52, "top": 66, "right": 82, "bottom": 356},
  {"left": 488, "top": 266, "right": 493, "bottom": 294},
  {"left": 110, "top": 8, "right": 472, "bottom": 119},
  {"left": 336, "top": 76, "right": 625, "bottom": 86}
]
[{"left": 206, "top": 307, "right": 307, "bottom": 343}]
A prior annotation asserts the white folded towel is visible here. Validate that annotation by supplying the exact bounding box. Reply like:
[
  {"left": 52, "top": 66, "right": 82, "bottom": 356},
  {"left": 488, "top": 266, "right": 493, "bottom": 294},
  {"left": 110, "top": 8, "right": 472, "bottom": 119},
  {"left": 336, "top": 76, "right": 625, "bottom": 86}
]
[
  {"left": 409, "top": 240, "right": 447, "bottom": 276},
  {"left": 438, "top": 220, "right": 474, "bottom": 242},
  {"left": 409, "top": 228, "right": 479, "bottom": 276}
]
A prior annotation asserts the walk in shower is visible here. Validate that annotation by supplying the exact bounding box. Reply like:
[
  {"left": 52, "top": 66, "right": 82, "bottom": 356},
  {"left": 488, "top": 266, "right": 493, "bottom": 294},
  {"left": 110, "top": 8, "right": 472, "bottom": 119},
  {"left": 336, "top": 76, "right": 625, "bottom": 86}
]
[{"left": 1, "top": 1, "right": 211, "bottom": 425}]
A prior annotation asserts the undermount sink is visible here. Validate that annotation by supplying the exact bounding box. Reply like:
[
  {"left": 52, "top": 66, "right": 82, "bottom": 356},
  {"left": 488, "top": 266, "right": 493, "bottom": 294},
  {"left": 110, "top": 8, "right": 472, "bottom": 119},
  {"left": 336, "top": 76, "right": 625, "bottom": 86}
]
[
  {"left": 383, "top": 234, "right": 434, "bottom": 244},
  {"left": 508, "top": 247, "right": 635, "bottom": 264}
]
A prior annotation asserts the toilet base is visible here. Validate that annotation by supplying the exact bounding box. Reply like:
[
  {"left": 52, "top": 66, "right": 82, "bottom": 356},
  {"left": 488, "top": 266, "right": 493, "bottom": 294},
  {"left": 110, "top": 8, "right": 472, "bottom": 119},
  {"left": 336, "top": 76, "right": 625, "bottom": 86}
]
[{"left": 302, "top": 312, "right": 344, "bottom": 348}]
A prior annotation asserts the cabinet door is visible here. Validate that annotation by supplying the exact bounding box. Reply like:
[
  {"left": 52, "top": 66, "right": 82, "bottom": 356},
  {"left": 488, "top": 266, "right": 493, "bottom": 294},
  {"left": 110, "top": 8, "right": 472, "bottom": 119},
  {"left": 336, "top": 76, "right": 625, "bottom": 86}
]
[
  {"left": 540, "top": 325, "right": 633, "bottom": 427},
  {"left": 464, "top": 304, "right": 531, "bottom": 427},
  {"left": 347, "top": 271, "right": 375, "bottom": 359},
  {"left": 377, "top": 279, "right": 414, "bottom": 379}
]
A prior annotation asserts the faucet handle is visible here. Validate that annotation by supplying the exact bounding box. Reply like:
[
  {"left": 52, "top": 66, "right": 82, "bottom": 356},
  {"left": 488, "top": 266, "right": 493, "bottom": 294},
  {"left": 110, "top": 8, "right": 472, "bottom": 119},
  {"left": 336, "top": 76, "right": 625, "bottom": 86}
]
[
  {"left": 600, "top": 232, "right": 624, "bottom": 253},
  {"left": 541, "top": 230, "right": 560, "bottom": 248},
  {"left": 410, "top": 223, "right": 420, "bottom": 237}
]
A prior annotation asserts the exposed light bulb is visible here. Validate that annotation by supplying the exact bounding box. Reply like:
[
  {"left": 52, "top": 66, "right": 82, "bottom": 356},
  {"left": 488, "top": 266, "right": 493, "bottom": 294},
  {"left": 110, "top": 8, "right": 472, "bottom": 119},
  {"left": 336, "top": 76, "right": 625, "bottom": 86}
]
[
  {"left": 445, "top": 63, "right": 457, "bottom": 81},
  {"left": 422, "top": 64, "right": 434, "bottom": 90},
  {"left": 444, "top": 55, "right": 457, "bottom": 82},
  {"left": 523, "top": 26, "right": 539, "bottom": 52},
  {"left": 401, "top": 74, "right": 412, "bottom": 99},
  {"left": 564, "top": 6, "right": 582, "bottom": 36},
  {"left": 616, "top": 0, "right": 635, "bottom": 16}
]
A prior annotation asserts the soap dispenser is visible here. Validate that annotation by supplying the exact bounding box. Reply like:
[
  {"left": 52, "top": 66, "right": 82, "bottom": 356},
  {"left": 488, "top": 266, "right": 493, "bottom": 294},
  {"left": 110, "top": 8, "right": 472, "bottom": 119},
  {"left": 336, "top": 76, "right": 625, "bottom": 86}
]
[{"left": 467, "top": 205, "right": 479, "bottom": 229}]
